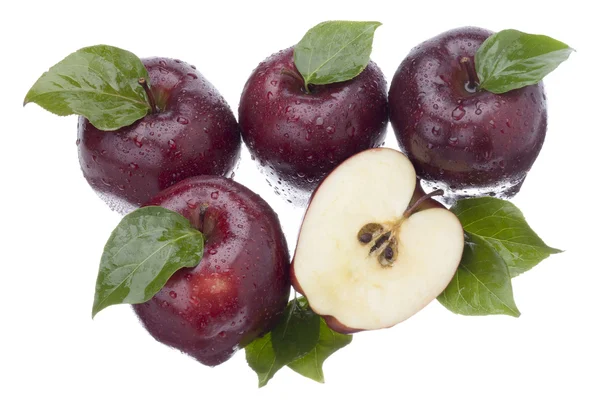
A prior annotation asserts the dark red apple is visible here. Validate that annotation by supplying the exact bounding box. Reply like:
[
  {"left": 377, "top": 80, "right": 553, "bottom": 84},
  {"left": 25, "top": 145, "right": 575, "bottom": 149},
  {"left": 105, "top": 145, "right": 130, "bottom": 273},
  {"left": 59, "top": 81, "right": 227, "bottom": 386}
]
[
  {"left": 78, "top": 58, "right": 241, "bottom": 212},
  {"left": 239, "top": 47, "right": 388, "bottom": 203},
  {"left": 132, "top": 176, "right": 290, "bottom": 366},
  {"left": 389, "top": 27, "right": 547, "bottom": 199}
]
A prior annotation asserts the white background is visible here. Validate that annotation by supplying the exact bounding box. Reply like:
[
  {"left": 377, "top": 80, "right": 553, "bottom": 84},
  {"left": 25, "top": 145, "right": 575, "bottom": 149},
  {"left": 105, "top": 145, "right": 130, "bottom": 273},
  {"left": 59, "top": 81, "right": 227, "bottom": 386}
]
[{"left": 1, "top": 1, "right": 598, "bottom": 399}]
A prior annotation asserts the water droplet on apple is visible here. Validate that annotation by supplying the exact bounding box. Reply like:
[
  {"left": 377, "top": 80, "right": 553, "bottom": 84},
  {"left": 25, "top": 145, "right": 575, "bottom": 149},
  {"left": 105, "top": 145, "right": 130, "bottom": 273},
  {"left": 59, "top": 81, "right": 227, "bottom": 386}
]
[
  {"left": 489, "top": 120, "right": 496, "bottom": 128},
  {"left": 451, "top": 106, "right": 465, "bottom": 121},
  {"left": 270, "top": 80, "right": 278, "bottom": 86},
  {"left": 211, "top": 191, "right": 219, "bottom": 200},
  {"left": 167, "top": 139, "right": 177, "bottom": 150},
  {"left": 431, "top": 126, "right": 440, "bottom": 136},
  {"left": 433, "top": 104, "right": 439, "bottom": 110},
  {"left": 187, "top": 73, "right": 198, "bottom": 79},
  {"left": 75, "top": 138, "right": 81, "bottom": 146},
  {"left": 448, "top": 137, "right": 458, "bottom": 146},
  {"left": 133, "top": 137, "right": 143, "bottom": 148},
  {"left": 315, "top": 117, "right": 324, "bottom": 126},
  {"left": 190, "top": 65, "right": 197, "bottom": 70},
  {"left": 346, "top": 122, "right": 356, "bottom": 137},
  {"left": 177, "top": 116, "right": 189, "bottom": 125},
  {"left": 129, "top": 162, "right": 139, "bottom": 170},
  {"left": 326, "top": 126, "right": 335, "bottom": 134},
  {"left": 285, "top": 106, "right": 292, "bottom": 113},
  {"left": 169, "top": 291, "right": 177, "bottom": 299},
  {"left": 267, "top": 92, "right": 273, "bottom": 100}
]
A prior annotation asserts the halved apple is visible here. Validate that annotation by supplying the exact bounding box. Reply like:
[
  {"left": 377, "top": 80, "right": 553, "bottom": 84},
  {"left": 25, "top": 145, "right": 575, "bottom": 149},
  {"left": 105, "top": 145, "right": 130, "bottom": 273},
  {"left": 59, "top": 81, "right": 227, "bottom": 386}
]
[{"left": 291, "top": 148, "right": 464, "bottom": 333}]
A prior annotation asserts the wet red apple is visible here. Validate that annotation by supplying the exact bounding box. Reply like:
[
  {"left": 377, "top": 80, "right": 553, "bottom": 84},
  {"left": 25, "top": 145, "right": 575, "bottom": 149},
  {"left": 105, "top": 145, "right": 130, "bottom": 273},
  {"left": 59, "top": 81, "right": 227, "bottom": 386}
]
[
  {"left": 78, "top": 58, "right": 241, "bottom": 213},
  {"left": 239, "top": 47, "right": 388, "bottom": 204},
  {"left": 389, "top": 27, "right": 547, "bottom": 199},
  {"left": 132, "top": 176, "right": 290, "bottom": 366}
]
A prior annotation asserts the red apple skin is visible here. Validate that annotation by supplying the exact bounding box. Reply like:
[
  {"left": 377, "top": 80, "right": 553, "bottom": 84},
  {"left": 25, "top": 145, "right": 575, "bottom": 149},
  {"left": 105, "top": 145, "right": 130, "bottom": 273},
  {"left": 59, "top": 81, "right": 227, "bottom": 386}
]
[
  {"left": 78, "top": 58, "right": 241, "bottom": 213},
  {"left": 132, "top": 176, "right": 290, "bottom": 366},
  {"left": 389, "top": 27, "right": 547, "bottom": 198},
  {"left": 291, "top": 175, "right": 448, "bottom": 334},
  {"left": 239, "top": 47, "right": 388, "bottom": 203}
]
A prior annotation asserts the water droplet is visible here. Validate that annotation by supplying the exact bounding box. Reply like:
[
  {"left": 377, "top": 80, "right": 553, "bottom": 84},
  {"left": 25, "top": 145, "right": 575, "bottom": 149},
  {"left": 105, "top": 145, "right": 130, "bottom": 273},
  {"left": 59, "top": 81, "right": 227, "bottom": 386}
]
[
  {"left": 177, "top": 116, "right": 189, "bottom": 125},
  {"left": 169, "top": 291, "right": 177, "bottom": 299},
  {"left": 451, "top": 106, "right": 466, "bottom": 121},
  {"left": 433, "top": 104, "right": 439, "bottom": 110},
  {"left": 75, "top": 138, "right": 81, "bottom": 146},
  {"left": 285, "top": 106, "right": 292, "bottom": 113},
  {"left": 346, "top": 123, "right": 356, "bottom": 137},
  {"left": 448, "top": 137, "right": 458, "bottom": 145},
  {"left": 158, "top": 67, "right": 169, "bottom": 75},
  {"left": 270, "top": 80, "right": 278, "bottom": 86},
  {"left": 209, "top": 248, "right": 218, "bottom": 255},
  {"left": 211, "top": 191, "right": 219, "bottom": 200},
  {"left": 218, "top": 331, "right": 226, "bottom": 338},
  {"left": 505, "top": 120, "right": 511, "bottom": 128},
  {"left": 133, "top": 137, "right": 143, "bottom": 148},
  {"left": 315, "top": 117, "right": 324, "bottom": 126},
  {"left": 431, "top": 126, "right": 440, "bottom": 136},
  {"left": 167, "top": 139, "right": 176, "bottom": 150},
  {"left": 267, "top": 91, "right": 273, "bottom": 100},
  {"left": 326, "top": 126, "right": 335, "bottom": 134},
  {"left": 129, "top": 162, "right": 139, "bottom": 170},
  {"left": 489, "top": 120, "right": 496, "bottom": 128},
  {"left": 187, "top": 73, "right": 198, "bottom": 79},
  {"left": 159, "top": 60, "right": 167, "bottom": 67}
]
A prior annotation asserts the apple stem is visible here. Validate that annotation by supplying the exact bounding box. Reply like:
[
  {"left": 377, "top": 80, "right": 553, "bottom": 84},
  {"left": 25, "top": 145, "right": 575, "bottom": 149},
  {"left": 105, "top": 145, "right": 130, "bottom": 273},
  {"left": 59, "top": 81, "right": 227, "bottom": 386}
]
[
  {"left": 403, "top": 189, "right": 444, "bottom": 218},
  {"left": 460, "top": 57, "right": 479, "bottom": 93},
  {"left": 280, "top": 68, "right": 311, "bottom": 94},
  {"left": 138, "top": 78, "right": 159, "bottom": 113}
]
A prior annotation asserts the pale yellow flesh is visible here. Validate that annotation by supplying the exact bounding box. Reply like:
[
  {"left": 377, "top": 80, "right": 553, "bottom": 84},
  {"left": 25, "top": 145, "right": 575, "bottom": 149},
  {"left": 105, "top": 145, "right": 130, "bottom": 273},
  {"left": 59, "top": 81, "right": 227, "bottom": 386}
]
[{"left": 294, "top": 148, "right": 464, "bottom": 331}]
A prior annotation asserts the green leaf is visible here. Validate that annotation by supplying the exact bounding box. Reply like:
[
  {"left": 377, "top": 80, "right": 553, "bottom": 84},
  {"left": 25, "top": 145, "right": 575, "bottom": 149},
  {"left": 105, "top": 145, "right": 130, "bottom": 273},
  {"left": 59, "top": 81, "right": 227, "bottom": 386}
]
[
  {"left": 294, "top": 21, "right": 381, "bottom": 89},
  {"left": 475, "top": 29, "right": 573, "bottom": 93},
  {"left": 452, "top": 197, "right": 561, "bottom": 277},
  {"left": 245, "top": 297, "right": 321, "bottom": 387},
  {"left": 24, "top": 45, "right": 151, "bottom": 131},
  {"left": 287, "top": 317, "right": 352, "bottom": 383},
  {"left": 92, "top": 206, "right": 204, "bottom": 317},
  {"left": 245, "top": 332, "right": 281, "bottom": 388},
  {"left": 438, "top": 233, "right": 520, "bottom": 317}
]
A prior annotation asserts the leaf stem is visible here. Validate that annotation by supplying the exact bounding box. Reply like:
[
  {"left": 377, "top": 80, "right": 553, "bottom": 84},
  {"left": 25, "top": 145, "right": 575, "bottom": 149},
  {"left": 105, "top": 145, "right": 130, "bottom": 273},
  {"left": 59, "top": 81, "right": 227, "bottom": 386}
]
[
  {"left": 403, "top": 189, "right": 444, "bottom": 218},
  {"left": 460, "top": 57, "right": 479, "bottom": 93},
  {"left": 280, "top": 68, "right": 311, "bottom": 94},
  {"left": 138, "top": 78, "right": 159, "bottom": 113}
]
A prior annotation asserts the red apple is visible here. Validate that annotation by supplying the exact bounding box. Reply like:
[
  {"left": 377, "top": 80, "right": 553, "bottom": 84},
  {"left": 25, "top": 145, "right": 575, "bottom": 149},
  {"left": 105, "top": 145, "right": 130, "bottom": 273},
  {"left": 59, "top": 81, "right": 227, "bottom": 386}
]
[
  {"left": 389, "top": 27, "right": 547, "bottom": 199},
  {"left": 132, "top": 176, "right": 290, "bottom": 366},
  {"left": 78, "top": 58, "right": 241, "bottom": 212},
  {"left": 239, "top": 47, "right": 388, "bottom": 204}
]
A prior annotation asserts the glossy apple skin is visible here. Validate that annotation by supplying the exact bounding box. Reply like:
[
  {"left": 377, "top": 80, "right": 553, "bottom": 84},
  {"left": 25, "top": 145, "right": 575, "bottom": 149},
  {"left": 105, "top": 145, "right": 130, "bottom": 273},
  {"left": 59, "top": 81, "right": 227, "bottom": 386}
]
[
  {"left": 291, "top": 178, "right": 445, "bottom": 334},
  {"left": 132, "top": 176, "right": 290, "bottom": 366},
  {"left": 78, "top": 58, "right": 241, "bottom": 213},
  {"left": 389, "top": 27, "right": 547, "bottom": 199},
  {"left": 239, "top": 47, "right": 388, "bottom": 203}
]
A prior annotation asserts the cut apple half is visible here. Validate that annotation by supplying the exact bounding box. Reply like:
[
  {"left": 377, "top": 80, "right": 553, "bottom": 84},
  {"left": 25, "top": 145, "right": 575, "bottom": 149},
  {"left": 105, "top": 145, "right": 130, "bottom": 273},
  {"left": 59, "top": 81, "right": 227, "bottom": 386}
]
[{"left": 292, "top": 148, "right": 464, "bottom": 333}]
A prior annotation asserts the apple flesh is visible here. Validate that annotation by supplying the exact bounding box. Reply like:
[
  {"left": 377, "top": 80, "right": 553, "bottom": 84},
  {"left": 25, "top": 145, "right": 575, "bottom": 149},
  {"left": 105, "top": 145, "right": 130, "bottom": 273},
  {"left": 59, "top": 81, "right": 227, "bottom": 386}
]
[
  {"left": 239, "top": 47, "right": 388, "bottom": 204},
  {"left": 388, "top": 27, "right": 547, "bottom": 199},
  {"left": 292, "top": 148, "right": 464, "bottom": 333},
  {"left": 132, "top": 176, "right": 290, "bottom": 366},
  {"left": 78, "top": 58, "right": 241, "bottom": 213}
]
